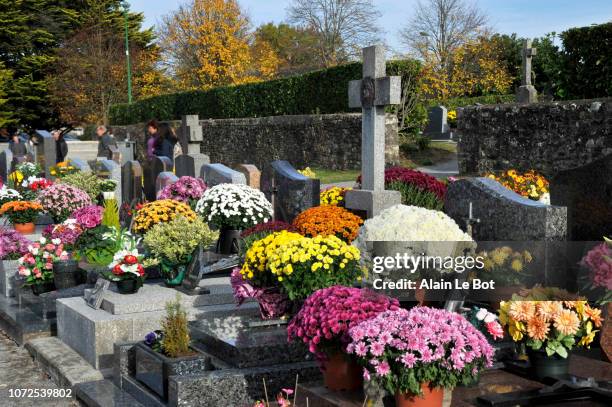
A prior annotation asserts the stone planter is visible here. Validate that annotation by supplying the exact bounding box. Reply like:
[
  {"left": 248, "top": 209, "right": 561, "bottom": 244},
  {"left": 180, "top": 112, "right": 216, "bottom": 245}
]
[
  {"left": 134, "top": 342, "right": 211, "bottom": 400},
  {"left": 216, "top": 228, "right": 241, "bottom": 255},
  {"left": 0, "top": 260, "right": 20, "bottom": 297},
  {"left": 53, "top": 260, "right": 80, "bottom": 290}
]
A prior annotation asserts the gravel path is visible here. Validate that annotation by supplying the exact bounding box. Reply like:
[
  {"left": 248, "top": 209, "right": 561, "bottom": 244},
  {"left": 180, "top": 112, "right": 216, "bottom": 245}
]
[{"left": 0, "top": 332, "right": 79, "bottom": 407}]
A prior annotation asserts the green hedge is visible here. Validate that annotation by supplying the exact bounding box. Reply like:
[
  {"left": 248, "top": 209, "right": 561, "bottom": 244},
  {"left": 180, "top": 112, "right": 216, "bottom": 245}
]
[
  {"left": 560, "top": 23, "right": 612, "bottom": 99},
  {"left": 109, "top": 60, "right": 422, "bottom": 125}
]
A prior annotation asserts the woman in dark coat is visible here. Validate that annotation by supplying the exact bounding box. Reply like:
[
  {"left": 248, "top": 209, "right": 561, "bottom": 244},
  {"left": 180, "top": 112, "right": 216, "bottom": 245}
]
[
  {"left": 53, "top": 130, "right": 68, "bottom": 163},
  {"left": 153, "top": 123, "right": 175, "bottom": 161}
]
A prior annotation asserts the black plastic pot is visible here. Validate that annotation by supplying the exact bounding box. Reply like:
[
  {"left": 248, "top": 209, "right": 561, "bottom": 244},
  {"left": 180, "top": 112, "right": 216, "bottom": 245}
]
[
  {"left": 527, "top": 349, "right": 571, "bottom": 381},
  {"left": 53, "top": 260, "right": 79, "bottom": 290},
  {"left": 216, "top": 228, "right": 241, "bottom": 254},
  {"left": 116, "top": 278, "right": 141, "bottom": 294},
  {"left": 31, "top": 281, "right": 56, "bottom": 296},
  {"left": 134, "top": 342, "right": 211, "bottom": 400}
]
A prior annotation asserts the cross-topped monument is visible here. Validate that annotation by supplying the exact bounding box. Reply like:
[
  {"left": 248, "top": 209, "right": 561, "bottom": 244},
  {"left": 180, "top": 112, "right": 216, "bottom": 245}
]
[
  {"left": 517, "top": 39, "right": 538, "bottom": 103},
  {"left": 345, "top": 45, "right": 401, "bottom": 218}
]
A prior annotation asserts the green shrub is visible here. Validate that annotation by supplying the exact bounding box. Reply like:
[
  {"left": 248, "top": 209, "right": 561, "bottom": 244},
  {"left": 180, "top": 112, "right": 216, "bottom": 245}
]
[
  {"left": 60, "top": 172, "right": 101, "bottom": 202},
  {"left": 161, "top": 296, "right": 190, "bottom": 358},
  {"left": 109, "top": 60, "right": 424, "bottom": 126}
]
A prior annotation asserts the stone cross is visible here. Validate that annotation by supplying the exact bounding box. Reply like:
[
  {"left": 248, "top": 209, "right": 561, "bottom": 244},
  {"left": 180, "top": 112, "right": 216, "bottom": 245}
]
[
  {"left": 517, "top": 39, "right": 538, "bottom": 103},
  {"left": 180, "top": 114, "right": 203, "bottom": 154},
  {"left": 346, "top": 45, "right": 402, "bottom": 218},
  {"left": 521, "top": 39, "right": 537, "bottom": 86},
  {"left": 348, "top": 45, "right": 401, "bottom": 191}
]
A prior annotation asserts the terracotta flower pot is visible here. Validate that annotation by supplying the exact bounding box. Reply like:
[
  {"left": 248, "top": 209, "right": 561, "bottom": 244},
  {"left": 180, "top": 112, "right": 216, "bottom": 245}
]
[
  {"left": 322, "top": 353, "right": 363, "bottom": 391},
  {"left": 395, "top": 383, "right": 444, "bottom": 407},
  {"left": 14, "top": 222, "right": 35, "bottom": 234}
]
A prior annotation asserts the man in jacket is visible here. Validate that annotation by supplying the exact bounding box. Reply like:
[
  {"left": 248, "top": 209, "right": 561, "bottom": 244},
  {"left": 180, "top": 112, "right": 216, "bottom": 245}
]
[{"left": 96, "top": 125, "right": 118, "bottom": 159}]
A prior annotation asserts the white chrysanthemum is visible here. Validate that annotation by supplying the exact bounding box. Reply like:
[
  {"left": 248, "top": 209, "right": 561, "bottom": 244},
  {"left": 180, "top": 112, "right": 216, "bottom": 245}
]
[
  {"left": 195, "top": 183, "right": 273, "bottom": 229},
  {"left": 359, "top": 205, "right": 472, "bottom": 242}
]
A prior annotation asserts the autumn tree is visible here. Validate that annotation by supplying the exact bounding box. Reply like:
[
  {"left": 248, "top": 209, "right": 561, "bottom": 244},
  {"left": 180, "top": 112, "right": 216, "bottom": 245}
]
[
  {"left": 287, "top": 0, "right": 381, "bottom": 67},
  {"left": 400, "top": 0, "right": 488, "bottom": 77},
  {"left": 420, "top": 35, "right": 512, "bottom": 99},
  {"left": 49, "top": 1, "right": 167, "bottom": 125},
  {"left": 158, "top": 0, "right": 276, "bottom": 89},
  {"left": 255, "top": 23, "right": 322, "bottom": 76}
]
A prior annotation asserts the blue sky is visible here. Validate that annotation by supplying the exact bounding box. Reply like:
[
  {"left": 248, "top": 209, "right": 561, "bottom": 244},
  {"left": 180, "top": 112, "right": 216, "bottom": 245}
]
[{"left": 130, "top": 0, "right": 612, "bottom": 52}]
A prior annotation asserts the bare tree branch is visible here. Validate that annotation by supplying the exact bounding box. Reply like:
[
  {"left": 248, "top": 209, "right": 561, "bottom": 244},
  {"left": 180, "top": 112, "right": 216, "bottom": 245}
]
[{"left": 287, "top": 0, "right": 382, "bottom": 66}]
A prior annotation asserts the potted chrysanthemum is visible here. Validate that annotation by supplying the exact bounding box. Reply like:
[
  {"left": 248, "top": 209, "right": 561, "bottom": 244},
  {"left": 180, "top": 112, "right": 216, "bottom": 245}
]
[
  {"left": 36, "top": 183, "right": 92, "bottom": 223},
  {"left": 143, "top": 217, "right": 218, "bottom": 286},
  {"left": 157, "top": 176, "right": 207, "bottom": 209},
  {"left": 288, "top": 286, "right": 400, "bottom": 391},
  {"left": 347, "top": 307, "right": 494, "bottom": 407},
  {"left": 195, "top": 183, "right": 273, "bottom": 254},
  {"left": 17, "top": 237, "right": 71, "bottom": 295},
  {"left": 0, "top": 200, "right": 43, "bottom": 234},
  {"left": 499, "top": 287, "right": 602, "bottom": 380},
  {"left": 0, "top": 228, "right": 30, "bottom": 297},
  {"left": 292, "top": 205, "right": 363, "bottom": 242}
]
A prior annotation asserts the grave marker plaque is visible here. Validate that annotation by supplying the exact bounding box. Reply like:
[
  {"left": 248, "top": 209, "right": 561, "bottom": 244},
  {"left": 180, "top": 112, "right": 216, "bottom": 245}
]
[
  {"left": 121, "top": 160, "right": 142, "bottom": 206},
  {"left": 33, "top": 130, "right": 56, "bottom": 178},
  {"left": 0, "top": 148, "right": 13, "bottom": 183},
  {"left": 175, "top": 154, "right": 195, "bottom": 178},
  {"left": 200, "top": 163, "right": 246, "bottom": 187},
  {"left": 144, "top": 156, "right": 172, "bottom": 201},
  {"left": 155, "top": 171, "right": 179, "bottom": 196},
  {"left": 85, "top": 279, "right": 110, "bottom": 310}
]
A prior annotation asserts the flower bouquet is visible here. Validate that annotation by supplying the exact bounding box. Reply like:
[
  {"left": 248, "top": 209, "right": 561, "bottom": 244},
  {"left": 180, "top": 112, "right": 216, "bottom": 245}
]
[
  {"left": 17, "top": 237, "right": 70, "bottom": 294},
  {"left": 240, "top": 232, "right": 363, "bottom": 302},
  {"left": 133, "top": 199, "right": 196, "bottom": 234},
  {"left": 581, "top": 239, "right": 612, "bottom": 303},
  {"left": 293, "top": 205, "right": 363, "bottom": 242},
  {"left": 0, "top": 185, "right": 21, "bottom": 206},
  {"left": 37, "top": 183, "right": 92, "bottom": 223},
  {"left": 320, "top": 186, "right": 351, "bottom": 207},
  {"left": 49, "top": 161, "right": 78, "bottom": 178},
  {"left": 288, "top": 286, "right": 400, "bottom": 390},
  {"left": 143, "top": 217, "right": 218, "bottom": 286},
  {"left": 347, "top": 307, "right": 494, "bottom": 406},
  {"left": 102, "top": 245, "right": 145, "bottom": 294},
  {"left": 0, "top": 201, "right": 43, "bottom": 233},
  {"left": 499, "top": 287, "right": 602, "bottom": 379},
  {"left": 487, "top": 169, "right": 550, "bottom": 203},
  {"left": 466, "top": 306, "right": 504, "bottom": 342},
  {"left": 158, "top": 176, "right": 206, "bottom": 209},
  {"left": 195, "top": 183, "right": 272, "bottom": 254}
]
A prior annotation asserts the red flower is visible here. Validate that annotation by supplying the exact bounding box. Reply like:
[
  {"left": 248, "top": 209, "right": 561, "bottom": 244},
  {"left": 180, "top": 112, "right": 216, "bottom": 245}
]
[
  {"left": 124, "top": 255, "right": 138, "bottom": 265},
  {"left": 112, "top": 264, "right": 123, "bottom": 275},
  {"left": 137, "top": 264, "right": 145, "bottom": 276}
]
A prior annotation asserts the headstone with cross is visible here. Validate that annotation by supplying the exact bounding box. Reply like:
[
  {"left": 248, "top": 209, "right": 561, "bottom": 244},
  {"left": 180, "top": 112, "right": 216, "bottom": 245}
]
[
  {"left": 517, "top": 39, "right": 538, "bottom": 104},
  {"left": 345, "top": 45, "right": 401, "bottom": 218}
]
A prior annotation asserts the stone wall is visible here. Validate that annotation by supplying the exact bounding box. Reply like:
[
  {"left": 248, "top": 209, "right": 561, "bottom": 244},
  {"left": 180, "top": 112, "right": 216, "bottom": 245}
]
[
  {"left": 112, "top": 113, "right": 399, "bottom": 171},
  {"left": 457, "top": 98, "right": 612, "bottom": 176}
]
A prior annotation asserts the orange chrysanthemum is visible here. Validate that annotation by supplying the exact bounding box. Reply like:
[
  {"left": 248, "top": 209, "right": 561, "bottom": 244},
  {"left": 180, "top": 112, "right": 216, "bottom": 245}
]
[
  {"left": 527, "top": 315, "right": 550, "bottom": 341},
  {"left": 554, "top": 309, "right": 580, "bottom": 336},
  {"left": 536, "top": 301, "right": 563, "bottom": 322},
  {"left": 508, "top": 300, "right": 536, "bottom": 322},
  {"left": 584, "top": 305, "right": 602, "bottom": 328},
  {"left": 293, "top": 205, "right": 363, "bottom": 242}
]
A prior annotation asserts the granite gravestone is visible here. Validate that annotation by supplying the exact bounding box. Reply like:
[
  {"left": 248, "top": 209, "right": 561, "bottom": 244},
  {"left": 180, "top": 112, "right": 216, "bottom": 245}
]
[
  {"left": 423, "top": 106, "right": 451, "bottom": 140},
  {"left": 144, "top": 156, "right": 172, "bottom": 201},
  {"left": 69, "top": 157, "right": 91, "bottom": 172},
  {"left": 261, "top": 160, "right": 320, "bottom": 223},
  {"left": 200, "top": 163, "right": 246, "bottom": 187},
  {"left": 235, "top": 164, "right": 261, "bottom": 189},
  {"left": 94, "top": 159, "right": 122, "bottom": 207},
  {"left": 108, "top": 145, "right": 122, "bottom": 165},
  {"left": 156, "top": 171, "right": 179, "bottom": 196},
  {"left": 517, "top": 39, "right": 538, "bottom": 104},
  {"left": 445, "top": 177, "right": 567, "bottom": 241},
  {"left": 33, "top": 130, "right": 57, "bottom": 178},
  {"left": 346, "top": 45, "right": 401, "bottom": 218},
  {"left": 175, "top": 154, "right": 195, "bottom": 178},
  {"left": 117, "top": 139, "right": 135, "bottom": 164},
  {"left": 121, "top": 160, "right": 142, "bottom": 206},
  {"left": 0, "top": 148, "right": 13, "bottom": 183},
  {"left": 550, "top": 154, "right": 612, "bottom": 241}
]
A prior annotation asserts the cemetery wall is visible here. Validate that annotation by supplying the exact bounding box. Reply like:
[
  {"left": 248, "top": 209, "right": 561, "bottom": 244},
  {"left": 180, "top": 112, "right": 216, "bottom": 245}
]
[
  {"left": 113, "top": 113, "right": 400, "bottom": 170},
  {"left": 457, "top": 98, "right": 612, "bottom": 176}
]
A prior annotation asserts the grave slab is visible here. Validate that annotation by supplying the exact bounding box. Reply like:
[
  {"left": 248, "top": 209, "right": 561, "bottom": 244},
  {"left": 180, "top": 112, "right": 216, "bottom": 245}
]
[
  {"left": 0, "top": 260, "right": 19, "bottom": 297},
  {"left": 235, "top": 164, "right": 261, "bottom": 189},
  {"left": 190, "top": 314, "right": 311, "bottom": 368},
  {"left": 75, "top": 380, "right": 144, "bottom": 407},
  {"left": 200, "top": 163, "right": 246, "bottom": 187},
  {"left": 445, "top": 177, "right": 567, "bottom": 241}
]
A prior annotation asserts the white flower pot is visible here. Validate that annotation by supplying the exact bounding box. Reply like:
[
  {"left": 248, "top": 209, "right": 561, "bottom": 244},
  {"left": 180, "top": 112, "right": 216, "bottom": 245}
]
[{"left": 103, "top": 191, "right": 116, "bottom": 200}]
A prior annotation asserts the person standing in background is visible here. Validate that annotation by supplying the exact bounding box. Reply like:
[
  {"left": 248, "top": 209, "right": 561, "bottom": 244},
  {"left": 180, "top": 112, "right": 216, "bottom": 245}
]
[
  {"left": 146, "top": 120, "right": 159, "bottom": 159},
  {"left": 96, "top": 125, "right": 117, "bottom": 159},
  {"left": 9, "top": 132, "right": 27, "bottom": 157},
  {"left": 52, "top": 130, "right": 68, "bottom": 163}
]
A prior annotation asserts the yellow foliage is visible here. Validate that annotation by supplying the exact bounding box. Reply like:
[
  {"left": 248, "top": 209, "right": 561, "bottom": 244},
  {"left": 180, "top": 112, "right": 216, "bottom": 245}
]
[{"left": 420, "top": 35, "right": 512, "bottom": 100}]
